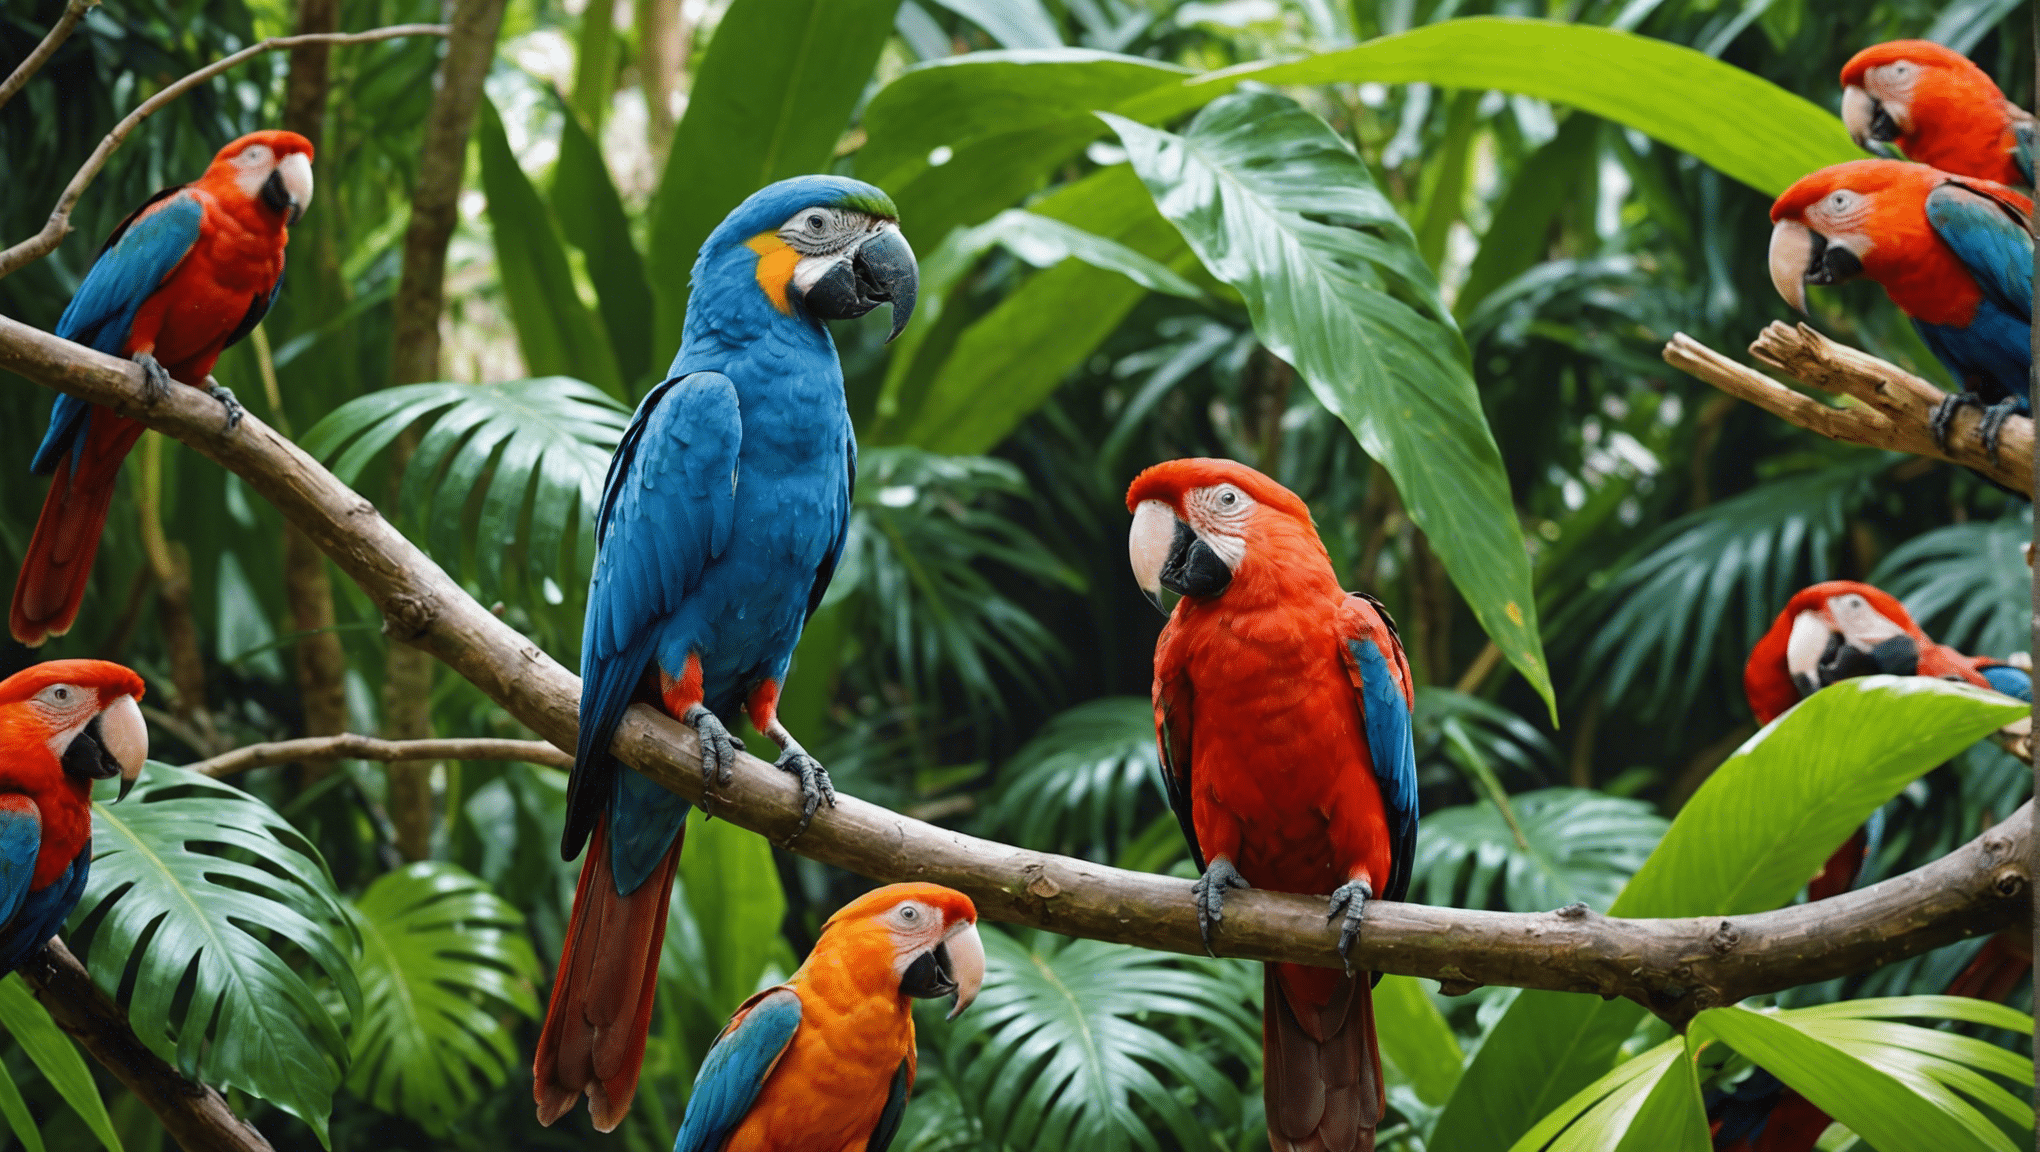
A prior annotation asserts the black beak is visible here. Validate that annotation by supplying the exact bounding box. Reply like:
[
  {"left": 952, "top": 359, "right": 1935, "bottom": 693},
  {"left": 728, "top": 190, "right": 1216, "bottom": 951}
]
[
  {"left": 61, "top": 715, "right": 124, "bottom": 782},
  {"left": 901, "top": 941, "right": 957, "bottom": 1001},
  {"left": 1803, "top": 231, "right": 1862, "bottom": 287},
  {"left": 802, "top": 228, "right": 918, "bottom": 341},
  {"left": 1158, "top": 519, "right": 1232, "bottom": 600},
  {"left": 1868, "top": 101, "right": 1900, "bottom": 144},
  {"left": 260, "top": 169, "right": 303, "bottom": 226}
]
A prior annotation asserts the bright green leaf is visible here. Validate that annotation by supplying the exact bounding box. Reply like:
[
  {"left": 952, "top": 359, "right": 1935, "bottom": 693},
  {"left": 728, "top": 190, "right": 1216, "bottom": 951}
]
[
  {"left": 1374, "top": 976, "right": 1462, "bottom": 1108},
  {"left": 0, "top": 1055, "right": 40, "bottom": 1152},
  {"left": 0, "top": 976, "right": 120, "bottom": 1152},
  {"left": 673, "top": 809, "right": 789, "bottom": 1015},
  {"left": 1105, "top": 91, "right": 1552, "bottom": 713},
  {"left": 1433, "top": 992, "right": 1645, "bottom": 1152}
]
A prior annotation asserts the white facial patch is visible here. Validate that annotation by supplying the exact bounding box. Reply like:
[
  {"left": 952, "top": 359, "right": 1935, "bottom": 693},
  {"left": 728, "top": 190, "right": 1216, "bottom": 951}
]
[
  {"left": 1824, "top": 592, "right": 1907, "bottom": 648},
  {"left": 1183, "top": 483, "right": 1254, "bottom": 570},
  {"left": 1864, "top": 61, "right": 1918, "bottom": 131},
  {"left": 30, "top": 683, "right": 95, "bottom": 760},
  {"left": 231, "top": 143, "right": 275, "bottom": 199},
  {"left": 1807, "top": 190, "right": 1873, "bottom": 260}
]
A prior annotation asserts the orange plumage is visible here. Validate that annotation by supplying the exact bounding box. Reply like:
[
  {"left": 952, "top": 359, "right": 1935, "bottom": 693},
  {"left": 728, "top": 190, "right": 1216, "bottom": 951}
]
[{"left": 1841, "top": 41, "right": 2033, "bottom": 188}]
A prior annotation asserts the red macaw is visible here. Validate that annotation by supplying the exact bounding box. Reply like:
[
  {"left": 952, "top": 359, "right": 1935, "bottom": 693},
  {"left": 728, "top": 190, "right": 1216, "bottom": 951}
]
[
  {"left": 0, "top": 660, "right": 146, "bottom": 972},
  {"left": 1768, "top": 160, "right": 2031, "bottom": 458},
  {"left": 1127, "top": 458, "right": 1417, "bottom": 1152},
  {"left": 12, "top": 131, "right": 314, "bottom": 647},
  {"left": 670, "top": 883, "right": 983, "bottom": 1152},
  {"left": 1841, "top": 40, "right": 2033, "bottom": 188}
]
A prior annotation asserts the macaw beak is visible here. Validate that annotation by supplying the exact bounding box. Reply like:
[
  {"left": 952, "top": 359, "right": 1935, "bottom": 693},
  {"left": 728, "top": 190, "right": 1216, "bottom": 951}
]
[
  {"left": 61, "top": 694, "right": 147, "bottom": 795},
  {"left": 261, "top": 153, "right": 314, "bottom": 226},
  {"left": 1841, "top": 86, "right": 1877, "bottom": 150},
  {"left": 1768, "top": 220, "right": 1863, "bottom": 315},
  {"left": 900, "top": 920, "right": 986, "bottom": 1021},
  {"left": 1784, "top": 610, "right": 1837, "bottom": 699},
  {"left": 1129, "top": 500, "right": 1179, "bottom": 616},
  {"left": 803, "top": 224, "right": 918, "bottom": 342},
  {"left": 1783, "top": 602, "right": 1919, "bottom": 703}
]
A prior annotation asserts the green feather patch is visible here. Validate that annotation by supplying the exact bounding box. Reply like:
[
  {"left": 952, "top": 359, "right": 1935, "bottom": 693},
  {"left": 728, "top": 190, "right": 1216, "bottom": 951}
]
[{"left": 834, "top": 189, "right": 899, "bottom": 219}]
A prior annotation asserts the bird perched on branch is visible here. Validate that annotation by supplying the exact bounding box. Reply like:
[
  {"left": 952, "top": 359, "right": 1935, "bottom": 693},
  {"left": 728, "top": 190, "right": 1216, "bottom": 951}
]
[
  {"left": 1768, "top": 160, "right": 2031, "bottom": 460},
  {"left": 671, "top": 883, "right": 983, "bottom": 1152},
  {"left": 0, "top": 660, "right": 146, "bottom": 972},
  {"left": 534, "top": 175, "right": 917, "bottom": 1131},
  {"left": 1128, "top": 458, "right": 1417, "bottom": 1152},
  {"left": 1842, "top": 40, "right": 2033, "bottom": 188},
  {"left": 11, "top": 131, "right": 313, "bottom": 647}
]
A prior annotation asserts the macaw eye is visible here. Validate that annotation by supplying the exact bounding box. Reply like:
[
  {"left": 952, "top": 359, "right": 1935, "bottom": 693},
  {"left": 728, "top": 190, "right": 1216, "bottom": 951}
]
[
  {"left": 35, "top": 685, "right": 76, "bottom": 706},
  {"left": 1219, "top": 490, "right": 1237, "bottom": 506},
  {"left": 1835, "top": 594, "right": 1865, "bottom": 610},
  {"left": 898, "top": 904, "right": 920, "bottom": 921},
  {"left": 241, "top": 144, "right": 272, "bottom": 165},
  {"left": 805, "top": 213, "right": 826, "bottom": 232}
]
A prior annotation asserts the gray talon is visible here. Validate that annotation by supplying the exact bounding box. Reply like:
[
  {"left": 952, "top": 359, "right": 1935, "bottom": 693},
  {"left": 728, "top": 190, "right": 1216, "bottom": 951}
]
[
  {"left": 682, "top": 705, "right": 738, "bottom": 786},
  {"left": 1192, "top": 859, "right": 1249, "bottom": 955},
  {"left": 208, "top": 382, "right": 244, "bottom": 431},
  {"left": 1976, "top": 398, "right": 2020, "bottom": 464},
  {"left": 1327, "top": 880, "right": 1374, "bottom": 975},
  {"left": 132, "top": 353, "right": 173, "bottom": 404},
  {"left": 775, "top": 750, "right": 835, "bottom": 834}
]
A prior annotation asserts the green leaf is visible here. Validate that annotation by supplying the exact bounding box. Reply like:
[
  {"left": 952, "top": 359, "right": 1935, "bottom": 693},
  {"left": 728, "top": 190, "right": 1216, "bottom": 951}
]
[
  {"left": 1105, "top": 91, "right": 1552, "bottom": 714},
  {"left": 947, "top": 929, "right": 1259, "bottom": 1152},
  {"left": 1456, "top": 113, "right": 1600, "bottom": 320},
  {"left": 647, "top": 0, "right": 904, "bottom": 351},
  {"left": 672, "top": 809, "right": 788, "bottom": 1015},
  {"left": 984, "top": 696, "right": 1162, "bottom": 861},
  {"left": 858, "top": 49, "right": 1193, "bottom": 249},
  {"left": 0, "top": 1055, "right": 41, "bottom": 1152},
  {"left": 1411, "top": 89, "right": 1479, "bottom": 272},
  {"left": 1415, "top": 788, "right": 1666, "bottom": 914},
  {"left": 345, "top": 862, "right": 541, "bottom": 1135},
  {"left": 1432, "top": 992, "right": 1643, "bottom": 1152},
  {"left": 551, "top": 98, "right": 656, "bottom": 389},
  {"left": 476, "top": 96, "right": 624, "bottom": 397},
  {"left": 1610, "top": 1043, "right": 1707, "bottom": 1152},
  {"left": 75, "top": 766, "right": 359, "bottom": 1144},
  {"left": 1872, "top": 507, "right": 2032, "bottom": 664},
  {"left": 1611, "top": 677, "right": 2027, "bottom": 919},
  {"left": 1694, "top": 1005, "right": 2018, "bottom": 1152},
  {"left": 0, "top": 976, "right": 119, "bottom": 1152},
  {"left": 1374, "top": 976, "right": 1462, "bottom": 1108},
  {"left": 1502, "top": 1036, "right": 1699, "bottom": 1152}
]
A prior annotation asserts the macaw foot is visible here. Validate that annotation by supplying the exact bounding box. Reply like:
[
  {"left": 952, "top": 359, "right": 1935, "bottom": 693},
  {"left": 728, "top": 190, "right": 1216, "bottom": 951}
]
[
  {"left": 1192, "top": 858, "right": 1249, "bottom": 955},
  {"left": 1975, "top": 398, "right": 2022, "bottom": 464},
  {"left": 761, "top": 720, "right": 836, "bottom": 834},
  {"left": 131, "top": 353, "right": 173, "bottom": 404},
  {"left": 682, "top": 705, "right": 739, "bottom": 787},
  {"left": 207, "top": 381, "right": 243, "bottom": 431},
  {"left": 1929, "top": 392, "right": 1983, "bottom": 452},
  {"left": 1327, "top": 879, "right": 1374, "bottom": 975}
]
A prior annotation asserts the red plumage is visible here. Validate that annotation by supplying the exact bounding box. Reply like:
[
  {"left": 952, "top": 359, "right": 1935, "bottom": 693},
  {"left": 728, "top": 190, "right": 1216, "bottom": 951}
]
[
  {"left": 0, "top": 660, "right": 146, "bottom": 887},
  {"left": 1841, "top": 41, "right": 2032, "bottom": 188},
  {"left": 1132, "top": 459, "right": 1413, "bottom": 1152}
]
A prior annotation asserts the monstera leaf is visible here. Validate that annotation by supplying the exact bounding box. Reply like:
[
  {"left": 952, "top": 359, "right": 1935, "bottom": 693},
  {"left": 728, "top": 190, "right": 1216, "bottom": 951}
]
[
  {"left": 71, "top": 766, "right": 358, "bottom": 1142},
  {"left": 344, "top": 862, "right": 540, "bottom": 1134}
]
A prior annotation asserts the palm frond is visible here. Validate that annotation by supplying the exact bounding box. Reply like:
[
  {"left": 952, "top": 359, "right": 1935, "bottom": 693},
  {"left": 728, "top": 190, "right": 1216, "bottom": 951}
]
[
  {"left": 1872, "top": 506, "right": 2031, "bottom": 662},
  {"left": 1413, "top": 788, "right": 1666, "bottom": 913},
  {"left": 344, "top": 862, "right": 541, "bottom": 1135},
  {"left": 984, "top": 697, "right": 1163, "bottom": 861}
]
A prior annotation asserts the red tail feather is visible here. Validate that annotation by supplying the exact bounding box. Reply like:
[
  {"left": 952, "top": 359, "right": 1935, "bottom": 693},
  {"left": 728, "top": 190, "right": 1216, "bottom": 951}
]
[
  {"left": 1264, "top": 964, "right": 1381, "bottom": 1152},
  {"left": 1947, "top": 932, "right": 2032, "bottom": 1004},
  {"left": 10, "top": 414, "right": 145, "bottom": 647},
  {"left": 1805, "top": 827, "right": 1867, "bottom": 903},
  {"left": 533, "top": 818, "right": 683, "bottom": 1131}
]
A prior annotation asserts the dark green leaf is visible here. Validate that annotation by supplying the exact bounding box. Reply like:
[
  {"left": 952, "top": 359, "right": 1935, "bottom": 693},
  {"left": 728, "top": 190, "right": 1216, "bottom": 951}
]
[
  {"left": 1430, "top": 992, "right": 1643, "bottom": 1152},
  {"left": 552, "top": 99, "right": 656, "bottom": 389},
  {"left": 0, "top": 976, "right": 120, "bottom": 1152},
  {"left": 1456, "top": 114, "right": 1600, "bottom": 320},
  {"left": 1415, "top": 788, "right": 1666, "bottom": 914}
]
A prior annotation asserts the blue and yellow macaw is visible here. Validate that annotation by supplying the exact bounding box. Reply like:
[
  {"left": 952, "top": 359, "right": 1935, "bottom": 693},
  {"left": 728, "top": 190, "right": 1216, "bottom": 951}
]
[{"left": 533, "top": 175, "right": 917, "bottom": 1132}]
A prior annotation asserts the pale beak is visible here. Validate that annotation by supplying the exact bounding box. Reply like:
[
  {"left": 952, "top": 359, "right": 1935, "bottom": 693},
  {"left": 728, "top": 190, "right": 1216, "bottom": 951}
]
[
  {"left": 103, "top": 694, "right": 147, "bottom": 800},
  {"left": 1768, "top": 220, "right": 1815, "bottom": 314},
  {"left": 1841, "top": 86, "right": 1875, "bottom": 150},
  {"left": 1128, "top": 500, "right": 1179, "bottom": 616},
  {"left": 271, "top": 152, "right": 313, "bottom": 225},
  {"left": 1784, "top": 610, "right": 1834, "bottom": 699},
  {"left": 942, "top": 921, "right": 985, "bottom": 1020}
]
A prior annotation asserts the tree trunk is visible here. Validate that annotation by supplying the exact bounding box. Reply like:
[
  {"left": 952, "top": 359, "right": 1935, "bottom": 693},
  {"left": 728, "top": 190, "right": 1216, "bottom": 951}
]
[{"left": 636, "top": 0, "right": 688, "bottom": 162}]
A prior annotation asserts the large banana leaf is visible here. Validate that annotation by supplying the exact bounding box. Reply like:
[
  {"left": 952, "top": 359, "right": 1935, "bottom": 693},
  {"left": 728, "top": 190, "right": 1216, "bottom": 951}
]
[
  {"left": 1106, "top": 91, "right": 1552, "bottom": 713},
  {"left": 0, "top": 975, "right": 120, "bottom": 1152},
  {"left": 646, "top": 0, "right": 905, "bottom": 351},
  {"left": 476, "top": 97, "right": 624, "bottom": 398},
  {"left": 945, "top": 927, "right": 1259, "bottom": 1152},
  {"left": 73, "top": 766, "right": 359, "bottom": 1143},
  {"left": 345, "top": 862, "right": 540, "bottom": 1134}
]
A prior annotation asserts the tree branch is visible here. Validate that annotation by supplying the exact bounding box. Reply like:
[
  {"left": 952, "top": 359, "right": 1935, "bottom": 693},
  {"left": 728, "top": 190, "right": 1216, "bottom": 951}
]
[
  {"left": 1662, "top": 323, "right": 2033, "bottom": 491},
  {"left": 188, "top": 733, "right": 572, "bottom": 777},
  {"left": 0, "top": 24, "right": 450, "bottom": 281},
  {"left": 21, "top": 940, "right": 271, "bottom": 1152},
  {"left": 0, "top": 317, "right": 2026, "bottom": 1027},
  {"left": 0, "top": 0, "right": 96, "bottom": 112}
]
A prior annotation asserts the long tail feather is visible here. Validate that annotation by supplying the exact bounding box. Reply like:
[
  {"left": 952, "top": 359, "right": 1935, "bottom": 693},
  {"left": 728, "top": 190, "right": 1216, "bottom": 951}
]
[
  {"left": 1264, "top": 964, "right": 1380, "bottom": 1152},
  {"left": 533, "top": 817, "right": 683, "bottom": 1131},
  {"left": 10, "top": 413, "right": 144, "bottom": 647}
]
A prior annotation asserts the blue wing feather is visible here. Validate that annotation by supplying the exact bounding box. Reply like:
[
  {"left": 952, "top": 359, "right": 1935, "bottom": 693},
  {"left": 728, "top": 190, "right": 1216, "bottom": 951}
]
[
  {"left": 33, "top": 193, "right": 203, "bottom": 476},
  {"left": 1925, "top": 181, "right": 2033, "bottom": 321},
  {"left": 1348, "top": 636, "right": 1418, "bottom": 907},
  {"left": 1983, "top": 664, "right": 2032, "bottom": 703},
  {"left": 0, "top": 849, "right": 85, "bottom": 975},
  {"left": 672, "top": 987, "right": 802, "bottom": 1152},
  {"left": 0, "top": 800, "right": 40, "bottom": 933}
]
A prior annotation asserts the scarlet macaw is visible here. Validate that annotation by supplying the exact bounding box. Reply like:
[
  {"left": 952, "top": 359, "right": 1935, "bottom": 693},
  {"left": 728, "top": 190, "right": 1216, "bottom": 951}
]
[
  {"left": 534, "top": 175, "right": 917, "bottom": 1131},
  {"left": 671, "top": 883, "right": 984, "bottom": 1152},
  {"left": 1767, "top": 160, "right": 2031, "bottom": 458},
  {"left": 12, "top": 132, "right": 313, "bottom": 647},
  {"left": 1127, "top": 458, "right": 1417, "bottom": 1152},
  {"left": 0, "top": 660, "right": 147, "bottom": 972},
  {"left": 1841, "top": 40, "right": 2034, "bottom": 188}
]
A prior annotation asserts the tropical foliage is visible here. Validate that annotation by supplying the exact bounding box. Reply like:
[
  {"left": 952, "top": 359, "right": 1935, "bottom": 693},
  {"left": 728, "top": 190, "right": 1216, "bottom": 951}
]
[{"left": 0, "top": 0, "right": 2034, "bottom": 1148}]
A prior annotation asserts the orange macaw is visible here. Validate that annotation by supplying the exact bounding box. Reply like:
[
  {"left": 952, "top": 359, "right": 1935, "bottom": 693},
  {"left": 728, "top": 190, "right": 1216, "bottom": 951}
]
[
  {"left": 671, "top": 882, "right": 984, "bottom": 1152},
  {"left": 1128, "top": 458, "right": 1418, "bottom": 1152},
  {"left": 1842, "top": 40, "right": 2033, "bottom": 188},
  {"left": 13, "top": 131, "right": 313, "bottom": 646}
]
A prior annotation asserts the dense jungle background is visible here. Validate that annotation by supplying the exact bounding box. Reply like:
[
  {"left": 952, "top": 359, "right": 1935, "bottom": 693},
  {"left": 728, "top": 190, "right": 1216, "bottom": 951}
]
[{"left": 0, "top": 0, "right": 2036, "bottom": 1149}]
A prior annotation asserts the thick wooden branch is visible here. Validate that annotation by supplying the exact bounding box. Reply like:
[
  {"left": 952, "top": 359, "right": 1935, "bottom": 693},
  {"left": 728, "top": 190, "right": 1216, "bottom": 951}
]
[
  {"left": 0, "top": 0, "right": 96, "bottom": 112},
  {"left": 188, "top": 733, "right": 572, "bottom": 776},
  {"left": 21, "top": 940, "right": 271, "bottom": 1152},
  {"left": 1662, "top": 322, "right": 2033, "bottom": 492},
  {"left": 0, "top": 318, "right": 2028, "bottom": 1027},
  {"left": 0, "top": 24, "right": 450, "bottom": 280}
]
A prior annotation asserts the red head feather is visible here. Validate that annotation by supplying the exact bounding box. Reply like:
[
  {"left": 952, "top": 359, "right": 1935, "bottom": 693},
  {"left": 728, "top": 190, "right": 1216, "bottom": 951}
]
[{"left": 1841, "top": 41, "right": 2030, "bottom": 187}]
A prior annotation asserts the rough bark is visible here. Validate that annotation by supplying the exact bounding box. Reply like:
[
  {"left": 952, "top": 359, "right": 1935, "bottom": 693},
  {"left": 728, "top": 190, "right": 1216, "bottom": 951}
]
[
  {"left": 0, "top": 317, "right": 2028, "bottom": 1028},
  {"left": 190, "top": 733, "right": 571, "bottom": 776},
  {"left": 636, "top": 0, "right": 688, "bottom": 161}
]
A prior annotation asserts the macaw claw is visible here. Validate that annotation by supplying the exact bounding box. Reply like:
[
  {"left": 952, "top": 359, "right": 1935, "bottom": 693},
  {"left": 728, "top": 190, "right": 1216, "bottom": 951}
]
[
  {"left": 1975, "top": 397, "right": 2021, "bottom": 464},
  {"left": 132, "top": 353, "right": 173, "bottom": 404},
  {"left": 775, "top": 750, "right": 836, "bottom": 834},
  {"left": 208, "top": 382, "right": 244, "bottom": 431},
  {"left": 1192, "top": 858, "right": 1249, "bottom": 956},
  {"left": 683, "top": 705, "right": 739, "bottom": 786},
  {"left": 1327, "top": 879, "right": 1374, "bottom": 975}
]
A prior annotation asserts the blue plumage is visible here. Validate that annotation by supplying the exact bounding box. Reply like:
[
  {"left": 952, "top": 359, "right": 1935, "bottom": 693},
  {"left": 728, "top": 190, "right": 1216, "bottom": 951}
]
[
  {"left": 1349, "top": 636, "right": 1417, "bottom": 907},
  {"left": 1919, "top": 181, "right": 2033, "bottom": 412},
  {"left": 671, "top": 988, "right": 802, "bottom": 1152},
  {"left": 1982, "top": 663, "right": 2032, "bottom": 702},
  {"left": 0, "top": 797, "right": 87, "bottom": 974}
]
